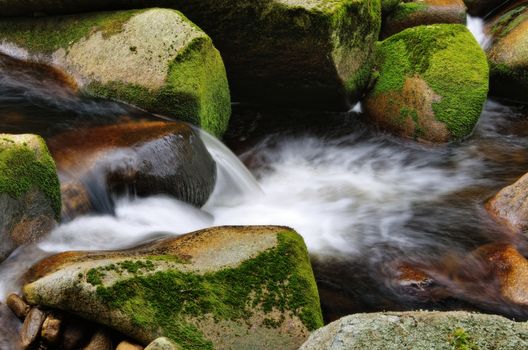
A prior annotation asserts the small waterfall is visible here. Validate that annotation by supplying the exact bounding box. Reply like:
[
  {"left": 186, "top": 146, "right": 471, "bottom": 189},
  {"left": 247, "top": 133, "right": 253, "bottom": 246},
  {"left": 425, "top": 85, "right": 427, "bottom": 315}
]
[{"left": 467, "top": 15, "right": 491, "bottom": 50}]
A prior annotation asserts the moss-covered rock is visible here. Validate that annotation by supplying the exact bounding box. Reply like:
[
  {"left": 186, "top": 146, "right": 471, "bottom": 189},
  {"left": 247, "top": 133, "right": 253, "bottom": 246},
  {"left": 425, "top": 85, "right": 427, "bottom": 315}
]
[
  {"left": 23, "top": 226, "right": 323, "bottom": 350},
  {"left": 0, "top": 0, "right": 381, "bottom": 109},
  {"left": 365, "top": 24, "right": 489, "bottom": 143},
  {"left": 47, "top": 120, "right": 216, "bottom": 219},
  {"left": 300, "top": 311, "right": 528, "bottom": 349},
  {"left": 486, "top": 4, "right": 528, "bottom": 103},
  {"left": 0, "top": 9, "right": 231, "bottom": 136},
  {"left": 382, "top": 0, "right": 467, "bottom": 39},
  {"left": 0, "top": 134, "right": 61, "bottom": 261}
]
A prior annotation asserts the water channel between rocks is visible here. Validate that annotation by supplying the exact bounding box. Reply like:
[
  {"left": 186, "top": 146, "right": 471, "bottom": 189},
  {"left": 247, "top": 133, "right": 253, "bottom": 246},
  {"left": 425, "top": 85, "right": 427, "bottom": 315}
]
[{"left": 1, "top": 32, "right": 528, "bottom": 348}]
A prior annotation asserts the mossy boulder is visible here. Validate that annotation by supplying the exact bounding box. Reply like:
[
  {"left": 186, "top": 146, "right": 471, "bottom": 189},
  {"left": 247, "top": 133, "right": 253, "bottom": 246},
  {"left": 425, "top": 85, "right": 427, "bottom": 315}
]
[
  {"left": 365, "top": 24, "right": 489, "bottom": 143},
  {"left": 46, "top": 120, "right": 216, "bottom": 219},
  {"left": 486, "top": 4, "right": 528, "bottom": 103},
  {"left": 300, "top": 311, "right": 528, "bottom": 349},
  {"left": 0, "top": 9, "right": 231, "bottom": 136},
  {"left": 0, "top": 0, "right": 381, "bottom": 109},
  {"left": 23, "top": 226, "right": 323, "bottom": 349},
  {"left": 382, "top": 0, "right": 467, "bottom": 39},
  {"left": 0, "top": 134, "right": 61, "bottom": 261}
]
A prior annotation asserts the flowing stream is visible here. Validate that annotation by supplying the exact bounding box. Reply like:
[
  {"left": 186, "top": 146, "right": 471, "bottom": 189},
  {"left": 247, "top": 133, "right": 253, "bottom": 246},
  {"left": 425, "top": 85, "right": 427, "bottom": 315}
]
[{"left": 1, "top": 26, "right": 528, "bottom": 348}]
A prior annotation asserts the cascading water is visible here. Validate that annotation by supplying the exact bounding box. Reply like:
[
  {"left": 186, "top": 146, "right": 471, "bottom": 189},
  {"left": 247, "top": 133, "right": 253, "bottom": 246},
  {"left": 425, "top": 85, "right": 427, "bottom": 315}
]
[{"left": 467, "top": 15, "right": 492, "bottom": 49}]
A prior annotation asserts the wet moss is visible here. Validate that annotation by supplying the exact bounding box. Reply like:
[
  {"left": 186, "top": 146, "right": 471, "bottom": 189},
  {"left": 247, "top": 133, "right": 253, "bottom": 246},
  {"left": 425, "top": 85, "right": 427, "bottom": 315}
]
[
  {"left": 93, "top": 231, "right": 323, "bottom": 348},
  {"left": 0, "top": 136, "right": 61, "bottom": 219},
  {"left": 449, "top": 327, "right": 479, "bottom": 350},
  {"left": 371, "top": 24, "right": 488, "bottom": 140}
]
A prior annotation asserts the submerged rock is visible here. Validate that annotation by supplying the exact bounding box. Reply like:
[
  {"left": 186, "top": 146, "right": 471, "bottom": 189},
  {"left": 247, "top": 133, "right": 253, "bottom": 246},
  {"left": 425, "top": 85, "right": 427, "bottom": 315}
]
[
  {"left": 382, "top": 0, "right": 466, "bottom": 38},
  {"left": 487, "top": 4, "right": 528, "bottom": 103},
  {"left": 47, "top": 120, "right": 216, "bottom": 218},
  {"left": 365, "top": 24, "right": 489, "bottom": 143},
  {"left": 0, "top": 0, "right": 381, "bottom": 109},
  {"left": 300, "top": 311, "right": 528, "bottom": 349},
  {"left": 0, "top": 9, "right": 231, "bottom": 136},
  {"left": 0, "top": 134, "right": 61, "bottom": 261},
  {"left": 23, "top": 226, "right": 323, "bottom": 349},
  {"left": 487, "top": 172, "right": 528, "bottom": 233}
]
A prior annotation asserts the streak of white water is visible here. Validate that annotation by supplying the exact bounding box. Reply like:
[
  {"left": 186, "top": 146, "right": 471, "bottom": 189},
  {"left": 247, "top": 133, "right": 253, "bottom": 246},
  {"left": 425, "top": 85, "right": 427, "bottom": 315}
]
[{"left": 467, "top": 15, "right": 491, "bottom": 50}]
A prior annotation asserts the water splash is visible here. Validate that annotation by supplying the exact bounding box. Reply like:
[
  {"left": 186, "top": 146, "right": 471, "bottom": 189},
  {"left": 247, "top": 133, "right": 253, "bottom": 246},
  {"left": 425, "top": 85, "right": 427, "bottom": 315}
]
[{"left": 467, "top": 15, "right": 491, "bottom": 50}]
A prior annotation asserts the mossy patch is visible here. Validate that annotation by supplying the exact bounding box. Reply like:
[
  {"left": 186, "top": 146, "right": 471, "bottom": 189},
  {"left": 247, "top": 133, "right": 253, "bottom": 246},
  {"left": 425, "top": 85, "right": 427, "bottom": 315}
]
[
  {"left": 0, "top": 135, "right": 61, "bottom": 219},
  {"left": 370, "top": 24, "right": 489, "bottom": 140},
  {"left": 91, "top": 231, "right": 323, "bottom": 349},
  {"left": 449, "top": 327, "right": 479, "bottom": 350}
]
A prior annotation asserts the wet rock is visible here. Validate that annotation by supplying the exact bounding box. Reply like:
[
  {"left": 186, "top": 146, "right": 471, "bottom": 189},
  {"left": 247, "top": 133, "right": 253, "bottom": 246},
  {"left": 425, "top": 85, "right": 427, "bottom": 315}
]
[
  {"left": 23, "top": 226, "right": 323, "bottom": 349},
  {"left": 145, "top": 337, "right": 181, "bottom": 350},
  {"left": 464, "top": 0, "right": 505, "bottom": 16},
  {"left": 0, "top": 9, "right": 231, "bottom": 136},
  {"left": 116, "top": 341, "right": 144, "bottom": 350},
  {"left": 365, "top": 24, "right": 488, "bottom": 143},
  {"left": 300, "top": 311, "right": 528, "bottom": 349},
  {"left": 20, "top": 308, "right": 46, "bottom": 349},
  {"left": 391, "top": 263, "right": 436, "bottom": 299},
  {"left": 487, "top": 4, "right": 528, "bottom": 103},
  {"left": 471, "top": 243, "right": 528, "bottom": 307},
  {"left": 83, "top": 329, "right": 113, "bottom": 350},
  {"left": 7, "top": 293, "right": 30, "bottom": 319},
  {"left": 0, "top": 0, "right": 381, "bottom": 109},
  {"left": 382, "top": 0, "right": 467, "bottom": 38},
  {"left": 47, "top": 120, "right": 216, "bottom": 218},
  {"left": 41, "top": 313, "right": 62, "bottom": 344},
  {"left": 487, "top": 172, "right": 528, "bottom": 233}
]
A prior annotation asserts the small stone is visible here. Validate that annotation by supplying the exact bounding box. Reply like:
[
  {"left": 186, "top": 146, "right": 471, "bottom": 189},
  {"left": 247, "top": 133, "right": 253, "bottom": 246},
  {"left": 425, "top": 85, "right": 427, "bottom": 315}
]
[
  {"left": 20, "top": 308, "right": 46, "bottom": 349},
  {"left": 6, "top": 293, "right": 30, "bottom": 319},
  {"left": 83, "top": 329, "right": 113, "bottom": 350},
  {"left": 116, "top": 340, "right": 144, "bottom": 350},
  {"left": 60, "top": 318, "right": 90, "bottom": 350},
  {"left": 41, "top": 313, "right": 61, "bottom": 344},
  {"left": 145, "top": 337, "right": 182, "bottom": 350}
]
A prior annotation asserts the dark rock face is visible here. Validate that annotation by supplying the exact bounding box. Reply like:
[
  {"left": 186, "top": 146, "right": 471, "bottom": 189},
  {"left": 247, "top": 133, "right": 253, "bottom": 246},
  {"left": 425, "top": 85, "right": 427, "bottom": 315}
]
[{"left": 47, "top": 120, "right": 216, "bottom": 219}]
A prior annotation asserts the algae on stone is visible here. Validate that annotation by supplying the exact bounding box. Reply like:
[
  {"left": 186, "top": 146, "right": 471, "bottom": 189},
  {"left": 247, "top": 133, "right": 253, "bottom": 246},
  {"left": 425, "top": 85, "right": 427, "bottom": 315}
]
[
  {"left": 0, "top": 9, "right": 231, "bottom": 136},
  {"left": 365, "top": 24, "right": 489, "bottom": 142},
  {"left": 23, "top": 226, "right": 323, "bottom": 350}
]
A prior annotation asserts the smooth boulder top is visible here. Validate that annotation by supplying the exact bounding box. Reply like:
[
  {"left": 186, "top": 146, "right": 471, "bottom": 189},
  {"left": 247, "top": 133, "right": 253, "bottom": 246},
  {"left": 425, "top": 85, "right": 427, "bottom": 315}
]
[
  {"left": 487, "top": 3, "right": 528, "bottom": 103},
  {"left": 23, "top": 226, "right": 323, "bottom": 350},
  {"left": 0, "top": 9, "right": 231, "bottom": 136},
  {"left": 365, "top": 24, "right": 489, "bottom": 143},
  {"left": 300, "top": 311, "right": 528, "bottom": 349},
  {"left": 0, "top": 0, "right": 381, "bottom": 109}
]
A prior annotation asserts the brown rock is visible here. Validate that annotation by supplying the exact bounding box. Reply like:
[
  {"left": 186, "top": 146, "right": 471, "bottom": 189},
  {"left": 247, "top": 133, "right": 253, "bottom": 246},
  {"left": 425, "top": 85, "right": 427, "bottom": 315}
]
[
  {"left": 48, "top": 120, "right": 216, "bottom": 219},
  {"left": 382, "top": 0, "right": 467, "bottom": 39},
  {"left": 20, "top": 308, "right": 46, "bottom": 349},
  {"left": 41, "top": 313, "right": 62, "bottom": 344},
  {"left": 83, "top": 329, "right": 113, "bottom": 350},
  {"left": 116, "top": 340, "right": 144, "bottom": 350},
  {"left": 487, "top": 172, "right": 528, "bottom": 234},
  {"left": 6, "top": 293, "right": 29, "bottom": 319},
  {"left": 60, "top": 317, "right": 91, "bottom": 350},
  {"left": 471, "top": 243, "right": 528, "bottom": 307}
]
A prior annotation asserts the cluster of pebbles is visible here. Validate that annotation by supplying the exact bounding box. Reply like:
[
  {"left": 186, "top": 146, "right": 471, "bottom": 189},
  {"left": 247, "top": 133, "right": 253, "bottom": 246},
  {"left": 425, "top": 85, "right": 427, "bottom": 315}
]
[{"left": 5, "top": 294, "right": 178, "bottom": 350}]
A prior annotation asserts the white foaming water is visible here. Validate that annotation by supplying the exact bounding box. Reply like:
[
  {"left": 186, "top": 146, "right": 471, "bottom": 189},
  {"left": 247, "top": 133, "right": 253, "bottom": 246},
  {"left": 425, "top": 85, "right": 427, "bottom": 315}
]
[{"left": 467, "top": 15, "right": 492, "bottom": 50}]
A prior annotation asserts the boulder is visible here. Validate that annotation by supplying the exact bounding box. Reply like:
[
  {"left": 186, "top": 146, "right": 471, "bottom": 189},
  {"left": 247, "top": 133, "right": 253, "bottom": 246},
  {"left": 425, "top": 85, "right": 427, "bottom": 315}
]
[
  {"left": 23, "top": 226, "right": 323, "bottom": 349},
  {"left": 0, "top": 1, "right": 381, "bottom": 109},
  {"left": 47, "top": 120, "right": 216, "bottom": 219},
  {"left": 365, "top": 24, "right": 489, "bottom": 143},
  {"left": 464, "top": 0, "right": 505, "bottom": 16},
  {"left": 0, "top": 134, "right": 61, "bottom": 261},
  {"left": 382, "top": 0, "right": 467, "bottom": 38},
  {"left": 486, "top": 4, "right": 528, "bottom": 103},
  {"left": 300, "top": 311, "right": 528, "bottom": 349},
  {"left": 0, "top": 9, "right": 231, "bottom": 136},
  {"left": 487, "top": 172, "right": 528, "bottom": 233}
]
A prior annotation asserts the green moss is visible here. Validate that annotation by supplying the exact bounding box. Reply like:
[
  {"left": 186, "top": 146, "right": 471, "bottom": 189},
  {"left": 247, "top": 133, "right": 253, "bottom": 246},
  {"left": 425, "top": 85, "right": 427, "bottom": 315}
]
[
  {"left": 0, "top": 136, "right": 61, "bottom": 219},
  {"left": 93, "top": 231, "right": 323, "bottom": 349},
  {"left": 371, "top": 24, "right": 489, "bottom": 140},
  {"left": 84, "top": 36, "right": 231, "bottom": 137},
  {"left": 381, "top": 0, "right": 402, "bottom": 14},
  {"left": 87, "top": 268, "right": 104, "bottom": 286},
  {"left": 390, "top": 2, "right": 428, "bottom": 21},
  {"left": 0, "top": 10, "right": 139, "bottom": 54},
  {"left": 449, "top": 328, "right": 479, "bottom": 350},
  {"left": 491, "top": 5, "right": 528, "bottom": 39}
]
